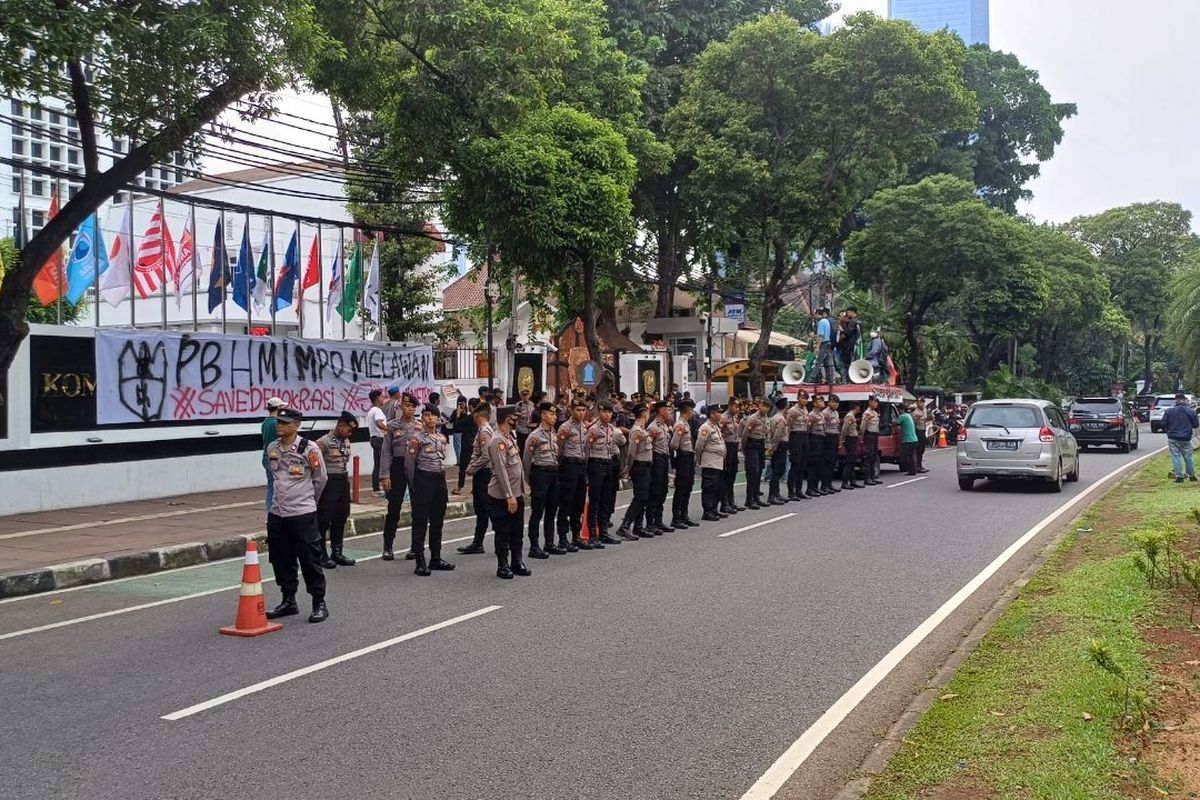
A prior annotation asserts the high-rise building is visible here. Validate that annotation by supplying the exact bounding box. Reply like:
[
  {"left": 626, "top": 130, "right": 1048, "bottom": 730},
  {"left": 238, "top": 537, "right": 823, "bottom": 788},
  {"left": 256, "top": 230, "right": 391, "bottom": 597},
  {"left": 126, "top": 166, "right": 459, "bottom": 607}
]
[{"left": 888, "top": 0, "right": 989, "bottom": 46}]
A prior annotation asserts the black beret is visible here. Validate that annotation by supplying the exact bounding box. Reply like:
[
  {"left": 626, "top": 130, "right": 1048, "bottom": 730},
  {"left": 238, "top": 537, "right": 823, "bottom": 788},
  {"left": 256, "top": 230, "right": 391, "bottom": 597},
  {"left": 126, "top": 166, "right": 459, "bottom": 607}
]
[
  {"left": 338, "top": 411, "right": 359, "bottom": 428},
  {"left": 276, "top": 407, "right": 303, "bottom": 423}
]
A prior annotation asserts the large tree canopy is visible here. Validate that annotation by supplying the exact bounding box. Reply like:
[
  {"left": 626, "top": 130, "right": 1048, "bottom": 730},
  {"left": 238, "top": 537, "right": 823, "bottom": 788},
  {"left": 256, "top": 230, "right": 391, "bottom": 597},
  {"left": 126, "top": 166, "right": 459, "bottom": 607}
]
[
  {"left": 0, "top": 0, "right": 328, "bottom": 382},
  {"left": 669, "top": 12, "right": 976, "bottom": 394}
]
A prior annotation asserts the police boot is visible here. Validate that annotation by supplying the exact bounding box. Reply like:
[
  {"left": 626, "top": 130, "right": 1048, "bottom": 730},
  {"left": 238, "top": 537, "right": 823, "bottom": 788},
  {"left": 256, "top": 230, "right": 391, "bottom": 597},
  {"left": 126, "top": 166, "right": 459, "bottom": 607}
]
[
  {"left": 560, "top": 535, "right": 579, "bottom": 553},
  {"left": 654, "top": 514, "right": 672, "bottom": 534},
  {"left": 648, "top": 513, "right": 664, "bottom": 535},
  {"left": 528, "top": 539, "right": 550, "bottom": 560},
  {"left": 670, "top": 512, "right": 688, "bottom": 530},
  {"left": 702, "top": 511, "right": 721, "bottom": 521},
  {"left": 684, "top": 516, "right": 701, "bottom": 527},
  {"left": 319, "top": 541, "right": 337, "bottom": 570},
  {"left": 496, "top": 553, "right": 514, "bottom": 580},
  {"left": 414, "top": 554, "right": 431, "bottom": 576},
  {"left": 511, "top": 555, "right": 532, "bottom": 577},
  {"left": 308, "top": 600, "right": 328, "bottom": 623},
  {"left": 574, "top": 534, "right": 594, "bottom": 550},
  {"left": 616, "top": 522, "right": 638, "bottom": 542},
  {"left": 545, "top": 535, "right": 567, "bottom": 555},
  {"left": 332, "top": 548, "right": 356, "bottom": 566},
  {"left": 840, "top": 481, "right": 855, "bottom": 490},
  {"left": 267, "top": 595, "right": 299, "bottom": 619},
  {"left": 635, "top": 523, "right": 654, "bottom": 539},
  {"left": 599, "top": 531, "right": 622, "bottom": 544},
  {"left": 429, "top": 557, "right": 455, "bottom": 571},
  {"left": 457, "top": 541, "right": 486, "bottom": 555},
  {"left": 851, "top": 479, "right": 866, "bottom": 489},
  {"left": 405, "top": 550, "right": 417, "bottom": 560}
]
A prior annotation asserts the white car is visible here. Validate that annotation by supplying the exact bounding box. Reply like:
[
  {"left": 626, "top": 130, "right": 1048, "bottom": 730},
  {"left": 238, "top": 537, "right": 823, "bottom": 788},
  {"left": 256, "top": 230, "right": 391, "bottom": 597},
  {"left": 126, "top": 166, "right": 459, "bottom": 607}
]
[
  {"left": 1150, "top": 394, "right": 1196, "bottom": 433},
  {"left": 957, "top": 399, "right": 1080, "bottom": 492}
]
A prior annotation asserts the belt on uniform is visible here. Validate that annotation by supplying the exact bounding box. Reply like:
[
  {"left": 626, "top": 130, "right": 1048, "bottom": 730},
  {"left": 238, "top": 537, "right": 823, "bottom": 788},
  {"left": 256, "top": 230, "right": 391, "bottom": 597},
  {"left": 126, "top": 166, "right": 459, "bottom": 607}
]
[
  {"left": 327, "top": 472, "right": 349, "bottom": 480},
  {"left": 652, "top": 452, "right": 669, "bottom": 459},
  {"left": 416, "top": 469, "right": 445, "bottom": 477},
  {"left": 563, "top": 457, "right": 586, "bottom": 464},
  {"left": 587, "top": 458, "right": 610, "bottom": 464},
  {"left": 532, "top": 464, "right": 558, "bottom": 471}
]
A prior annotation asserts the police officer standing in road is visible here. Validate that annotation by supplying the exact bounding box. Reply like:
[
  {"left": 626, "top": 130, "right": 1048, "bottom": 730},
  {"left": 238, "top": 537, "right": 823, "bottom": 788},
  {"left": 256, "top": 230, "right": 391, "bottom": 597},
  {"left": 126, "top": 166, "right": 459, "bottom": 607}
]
[
  {"left": 586, "top": 401, "right": 626, "bottom": 545},
  {"left": 822, "top": 395, "right": 842, "bottom": 494},
  {"left": 767, "top": 397, "right": 790, "bottom": 505},
  {"left": 786, "top": 392, "right": 809, "bottom": 501},
  {"left": 839, "top": 403, "right": 864, "bottom": 491},
  {"left": 264, "top": 408, "right": 329, "bottom": 623},
  {"left": 647, "top": 400, "right": 674, "bottom": 533},
  {"left": 913, "top": 401, "right": 930, "bottom": 474},
  {"left": 458, "top": 403, "right": 496, "bottom": 555},
  {"left": 720, "top": 399, "right": 742, "bottom": 515},
  {"left": 405, "top": 405, "right": 456, "bottom": 576},
  {"left": 807, "top": 395, "right": 827, "bottom": 498},
  {"left": 617, "top": 403, "right": 654, "bottom": 539},
  {"left": 380, "top": 394, "right": 422, "bottom": 561},
  {"left": 696, "top": 404, "right": 727, "bottom": 521},
  {"left": 315, "top": 411, "right": 358, "bottom": 569},
  {"left": 669, "top": 399, "right": 699, "bottom": 529},
  {"left": 487, "top": 407, "right": 531, "bottom": 579},
  {"left": 556, "top": 400, "right": 590, "bottom": 546},
  {"left": 524, "top": 401, "right": 565, "bottom": 559},
  {"left": 741, "top": 398, "right": 767, "bottom": 509},
  {"left": 861, "top": 396, "right": 882, "bottom": 486}
]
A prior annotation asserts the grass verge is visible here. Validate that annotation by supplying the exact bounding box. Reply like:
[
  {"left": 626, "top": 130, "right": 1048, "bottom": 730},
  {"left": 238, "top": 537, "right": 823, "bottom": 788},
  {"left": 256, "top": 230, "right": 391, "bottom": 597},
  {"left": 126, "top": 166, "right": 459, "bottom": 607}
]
[{"left": 859, "top": 454, "right": 1200, "bottom": 800}]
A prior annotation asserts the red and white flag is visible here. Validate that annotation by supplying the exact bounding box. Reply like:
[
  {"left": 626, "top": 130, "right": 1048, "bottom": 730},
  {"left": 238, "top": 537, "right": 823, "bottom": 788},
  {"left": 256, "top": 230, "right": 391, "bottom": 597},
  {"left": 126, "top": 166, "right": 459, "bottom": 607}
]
[
  {"left": 131, "top": 202, "right": 175, "bottom": 299},
  {"left": 173, "top": 213, "right": 195, "bottom": 310}
]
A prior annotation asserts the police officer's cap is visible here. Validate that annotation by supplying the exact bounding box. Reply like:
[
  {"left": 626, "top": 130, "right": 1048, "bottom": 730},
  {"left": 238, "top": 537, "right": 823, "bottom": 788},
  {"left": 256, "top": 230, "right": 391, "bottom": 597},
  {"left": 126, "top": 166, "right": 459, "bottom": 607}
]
[
  {"left": 387, "top": 385, "right": 400, "bottom": 395},
  {"left": 338, "top": 411, "right": 358, "bottom": 429},
  {"left": 276, "top": 407, "right": 303, "bottom": 423},
  {"left": 598, "top": 401, "right": 614, "bottom": 412},
  {"left": 705, "top": 403, "right": 725, "bottom": 415},
  {"left": 775, "top": 397, "right": 788, "bottom": 410},
  {"left": 678, "top": 398, "right": 695, "bottom": 410},
  {"left": 537, "top": 401, "right": 556, "bottom": 413}
]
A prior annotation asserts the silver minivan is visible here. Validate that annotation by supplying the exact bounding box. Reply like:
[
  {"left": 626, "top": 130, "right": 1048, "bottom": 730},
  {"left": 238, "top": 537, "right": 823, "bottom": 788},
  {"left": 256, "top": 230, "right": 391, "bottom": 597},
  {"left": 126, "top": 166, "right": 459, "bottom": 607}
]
[{"left": 956, "top": 399, "right": 1080, "bottom": 492}]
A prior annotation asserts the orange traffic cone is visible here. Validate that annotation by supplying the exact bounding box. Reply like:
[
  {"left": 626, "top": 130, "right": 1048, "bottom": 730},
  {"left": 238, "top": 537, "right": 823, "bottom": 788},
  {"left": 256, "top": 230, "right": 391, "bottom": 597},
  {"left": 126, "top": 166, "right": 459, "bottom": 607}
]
[
  {"left": 581, "top": 498, "right": 591, "bottom": 542},
  {"left": 220, "top": 540, "right": 283, "bottom": 637},
  {"left": 937, "top": 427, "right": 948, "bottom": 448}
]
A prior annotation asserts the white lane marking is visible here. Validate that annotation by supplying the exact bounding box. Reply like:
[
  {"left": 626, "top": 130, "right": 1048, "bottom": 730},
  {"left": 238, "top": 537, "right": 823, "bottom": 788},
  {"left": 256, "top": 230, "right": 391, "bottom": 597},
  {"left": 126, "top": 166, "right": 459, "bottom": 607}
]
[
  {"left": 887, "top": 477, "right": 927, "bottom": 489},
  {"left": 161, "top": 605, "right": 502, "bottom": 721},
  {"left": 0, "top": 501, "right": 262, "bottom": 541},
  {"left": 0, "top": 587, "right": 236, "bottom": 642},
  {"left": 737, "top": 445, "right": 1166, "bottom": 800},
  {"left": 717, "top": 514, "right": 796, "bottom": 538}
]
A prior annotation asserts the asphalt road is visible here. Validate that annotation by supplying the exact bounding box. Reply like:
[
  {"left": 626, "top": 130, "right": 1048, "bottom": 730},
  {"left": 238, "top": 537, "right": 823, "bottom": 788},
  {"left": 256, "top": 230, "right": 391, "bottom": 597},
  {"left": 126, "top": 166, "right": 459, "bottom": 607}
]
[{"left": 0, "top": 438, "right": 1161, "bottom": 800}]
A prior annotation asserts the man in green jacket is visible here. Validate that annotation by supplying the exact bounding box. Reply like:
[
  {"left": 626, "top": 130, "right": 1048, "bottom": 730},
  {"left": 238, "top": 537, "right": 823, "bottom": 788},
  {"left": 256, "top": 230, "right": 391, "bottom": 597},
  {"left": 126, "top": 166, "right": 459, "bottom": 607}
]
[{"left": 896, "top": 404, "right": 919, "bottom": 477}]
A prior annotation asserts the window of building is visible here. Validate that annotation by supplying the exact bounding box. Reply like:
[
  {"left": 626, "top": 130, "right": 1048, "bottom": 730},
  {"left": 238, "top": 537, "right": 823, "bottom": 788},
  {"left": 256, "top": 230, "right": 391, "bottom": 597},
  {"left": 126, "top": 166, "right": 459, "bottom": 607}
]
[
  {"left": 67, "top": 129, "right": 78, "bottom": 145},
  {"left": 114, "top": 191, "right": 124, "bottom": 204},
  {"left": 11, "top": 208, "right": 20, "bottom": 237},
  {"left": 67, "top": 148, "right": 78, "bottom": 165},
  {"left": 65, "top": 114, "right": 77, "bottom": 129},
  {"left": 670, "top": 337, "right": 700, "bottom": 381},
  {"left": 28, "top": 105, "right": 41, "bottom": 122},
  {"left": 31, "top": 124, "right": 44, "bottom": 141},
  {"left": 30, "top": 142, "right": 43, "bottom": 159},
  {"left": 112, "top": 138, "right": 123, "bottom": 154},
  {"left": 12, "top": 138, "right": 24, "bottom": 155},
  {"left": 50, "top": 145, "right": 62, "bottom": 162},
  {"left": 11, "top": 176, "right": 20, "bottom": 193},
  {"left": 174, "top": 169, "right": 183, "bottom": 183},
  {"left": 10, "top": 99, "right": 22, "bottom": 116},
  {"left": 31, "top": 179, "right": 44, "bottom": 196},
  {"left": 48, "top": 111, "right": 60, "bottom": 126},
  {"left": 31, "top": 209, "right": 45, "bottom": 228},
  {"left": 68, "top": 184, "right": 80, "bottom": 199}
]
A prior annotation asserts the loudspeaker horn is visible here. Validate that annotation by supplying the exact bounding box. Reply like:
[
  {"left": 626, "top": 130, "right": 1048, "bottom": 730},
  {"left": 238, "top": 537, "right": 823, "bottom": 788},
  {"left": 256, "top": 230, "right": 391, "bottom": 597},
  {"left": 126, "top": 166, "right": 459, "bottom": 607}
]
[
  {"left": 780, "top": 361, "right": 807, "bottom": 385},
  {"left": 848, "top": 359, "right": 875, "bottom": 384}
]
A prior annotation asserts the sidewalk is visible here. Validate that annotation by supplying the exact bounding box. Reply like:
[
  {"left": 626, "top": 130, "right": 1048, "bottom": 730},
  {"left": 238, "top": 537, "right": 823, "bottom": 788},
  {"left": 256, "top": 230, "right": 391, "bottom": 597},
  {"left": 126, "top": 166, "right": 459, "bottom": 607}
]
[{"left": 0, "top": 472, "right": 477, "bottom": 599}]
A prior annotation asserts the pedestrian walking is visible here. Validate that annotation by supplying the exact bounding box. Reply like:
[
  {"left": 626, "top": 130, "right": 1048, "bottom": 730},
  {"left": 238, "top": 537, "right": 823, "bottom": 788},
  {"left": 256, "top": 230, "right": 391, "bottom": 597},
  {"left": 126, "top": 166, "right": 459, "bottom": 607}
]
[
  {"left": 315, "top": 411, "right": 359, "bottom": 569},
  {"left": 617, "top": 404, "right": 654, "bottom": 539},
  {"left": 556, "top": 400, "right": 590, "bottom": 546},
  {"left": 670, "top": 399, "right": 699, "bottom": 528},
  {"left": 647, "top": 400, "right": 675, "bottom": 533},
  {"left": 786, "top": 392, "right": 809, "bottom": 501},
  {"left": 261, "top": 396, "right": 284, "bottom": 513},
  {"left": 767, "top": 397, "right": 790, "bottom": 504},
  {"left": 1163, "top": 392, "right": 1199, "bottom": 483},
  {"left": 524, "top": 402, "right": 564, "bottom": 559},
  {"left": 366, "top": 389, "right": 387, "bottom": 496},
  {"left": 487, "top": 407, "right": 531, "bottom": 579},
  {"left": 696, "top": 405, "right": 728, "bottom": 521},
  {"left": 264, "top": 407, "right": 329, "bottom": 624},
  {"left": 457, "top": 404, "right": 496, "bottom": 555}
]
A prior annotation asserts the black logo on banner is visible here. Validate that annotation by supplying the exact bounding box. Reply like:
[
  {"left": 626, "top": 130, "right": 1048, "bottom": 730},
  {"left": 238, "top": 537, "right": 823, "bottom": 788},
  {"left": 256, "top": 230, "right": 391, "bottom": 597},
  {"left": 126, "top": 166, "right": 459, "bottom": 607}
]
[{"left": 118, "top": 340, "right": 168, "bottom": 422}]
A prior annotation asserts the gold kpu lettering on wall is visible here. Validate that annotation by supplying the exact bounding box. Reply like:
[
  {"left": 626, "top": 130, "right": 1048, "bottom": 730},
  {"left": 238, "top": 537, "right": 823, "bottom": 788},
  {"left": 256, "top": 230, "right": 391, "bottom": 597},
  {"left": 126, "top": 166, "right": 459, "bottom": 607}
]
[{"left": 41, "top": 373, "right": 96, "bottom": 398}]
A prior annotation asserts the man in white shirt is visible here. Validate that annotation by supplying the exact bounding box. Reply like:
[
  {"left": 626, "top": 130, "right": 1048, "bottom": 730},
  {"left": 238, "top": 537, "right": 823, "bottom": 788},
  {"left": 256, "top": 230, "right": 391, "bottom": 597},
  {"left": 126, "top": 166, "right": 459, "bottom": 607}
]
[{"left": 366, "top": 389, "right": 388, "bottom": 497}]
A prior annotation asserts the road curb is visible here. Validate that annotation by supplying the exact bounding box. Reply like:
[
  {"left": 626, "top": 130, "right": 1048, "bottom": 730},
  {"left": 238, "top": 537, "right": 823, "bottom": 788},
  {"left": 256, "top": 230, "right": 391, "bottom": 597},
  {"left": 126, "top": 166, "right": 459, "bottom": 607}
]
[
  {"left": 831, "top": 450, "right": 1162, "bottom": 800},
  {"left": 0, "top": 498, "right": 478, "bottom": 600}
]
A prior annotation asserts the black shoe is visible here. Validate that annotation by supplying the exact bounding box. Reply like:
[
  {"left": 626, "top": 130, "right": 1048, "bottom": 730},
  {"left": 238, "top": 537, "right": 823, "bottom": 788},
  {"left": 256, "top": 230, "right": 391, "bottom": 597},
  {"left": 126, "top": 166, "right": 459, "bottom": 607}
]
[
  {"left": 618, "top": 529, "right": 639, "bottom": 541},
  {"left": 656, "top": 522, "right": 673, "bottom": 534},
  {"left": 917, "top": 468, "right": 929, "bottom": 474},
  {"left": 684, "top": 517, "right": 700, "bottom": 527},
  {"left": 266, "top": 597, "right": 299, "bottom": 619},
  {"left": 851, "top": 482, "right": 865, "bottom": 489},
  {"left": 497, "top": 564, "right": 514, "bottom": 579},
  {"left": 414, "top": 558, "right": 431, "bottom": 577},
  {"left": 405, "top": 551, "right": 417, "bottom": 560},
  {"left": 732, "top": 505, "right": 745, "bottom": 512},
  {"left": 720, "top": 505, "right": 735, "bottom": 515},
  {"left": 827, "top": 486, "right": 841, "bottom": 494},
  {"left": 381, "top": 549, "right": 395, "bottom": 561},
  {"left": 429, "top": 558, "right": 455, "bottom": 571},
  {"left": 590, "top": 539, "right": 606, "bottom": 549},
  {"left": 512, "top": 562, "right": 532, "bottom": 577},
  {"left": 574, "top": 538, "right": 594, "bottom": 550},
  {"left": 563, "top": 540, "right": 580, "bottom": 553},
  {"left": 715, "top": 510, "right": 730, "bottom": 518},
  {"left": 702, "top": 512, "right": 721, "bottom": 521},
  {"left": 320, "top": 556, "right": 337, "bottom": 569},
  {"left": 332, "top": 550, "right": 356, "bottom": 566},
  {"left": 308, "top": 601, "right": 328, "bottom": 623},
  {"left": 841, "top": 483, "right": 855, "bottom": 491},
  {"left": 600, "top": 534, "right": 622, "bottom": 544},
  {"left": 457, "top": 543, "right": 486, "bottom": 555},
  {"left": 546, "top": 544, "right": 567, "bottom": 555},
  {"left": 806, "top": 490, "right": 820, "bottom": 498},
  {"left": 635, "top": 527, "right": 654, "bottom": 539},
  {"left": 528, "top": 547, "right": 550, "bottom": 560},
  {"left": 769, "top": 496, "right": 787, "bottom": 505},
  {"left": 745, "top": 501, "right": 763, "bottom": 510}
]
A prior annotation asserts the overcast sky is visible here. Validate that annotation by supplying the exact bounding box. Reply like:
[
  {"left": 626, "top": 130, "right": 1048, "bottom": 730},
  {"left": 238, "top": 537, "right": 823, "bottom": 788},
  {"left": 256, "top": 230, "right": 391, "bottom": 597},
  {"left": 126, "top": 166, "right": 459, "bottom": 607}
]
[
  {"left": 224, "top": 0, "right": 1200, "bottom": 229},
  {"left": 832, "top": 0, "right": 1200, "bottom": 227}
]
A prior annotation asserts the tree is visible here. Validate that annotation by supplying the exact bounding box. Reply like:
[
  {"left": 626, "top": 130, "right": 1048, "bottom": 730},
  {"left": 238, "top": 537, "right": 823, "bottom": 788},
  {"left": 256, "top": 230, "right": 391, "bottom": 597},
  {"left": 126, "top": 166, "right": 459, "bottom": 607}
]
[
  {"left": 844, "top": 175, "right": 1030, "bottom": 389},
  {"left": 0, "top": 0, "right": 327, "bottom": 385},
  {"left": 443, "top": 105, "right": 637, "bottom": 397},
  {"left": 1065, "top": 202, "right": 1199, "bottom": 389},
  {"left": 912, "top": 46, "right": 1076, "bottom": 213},
  {"left": 0, "top": 238, "right": 88, "bottom": 325},
  {"left": 605, "top": 0, "right": 834, "bottom": 318},
  {"left": 669, "top": 13, "right": 976, "bottom": 394}
]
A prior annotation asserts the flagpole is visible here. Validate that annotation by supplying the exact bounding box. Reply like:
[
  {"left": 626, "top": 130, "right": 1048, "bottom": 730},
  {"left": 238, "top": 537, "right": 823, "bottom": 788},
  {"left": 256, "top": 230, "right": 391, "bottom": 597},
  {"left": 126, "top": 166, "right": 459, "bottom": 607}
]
[
  {"left": 220, "top": 207, "right": 227, "bottom": 335},
  {"left": 127, "top": 190, "right": 135, "bottom": 329},
  {"left": 244, "top": 211, "right": 252, "bottom": 335},
  {"left": 190, "top": 202, "right": 198, "bottom": 332},
  {"left": 360, "top": 234, "right": 366, "bottom": 342},
  {"left": 159, "top": 198, "right": 168, "bottom": 330},
  {"left": 317, "top": 222, "right": 324, "bottom": 340},
  {"left": 269, "top": 215, "right": 277, "bottom": 337},
  {"left": 55, "top": 183, "right": 62, "bottom": 325},
  {"left": 295, "top": 219, "right": 303, "bottom": 338},
  {"left": 339, "top": 227, "right": 346, "bottom": 341},
  {"left": 93, "top": 210, "right": 100, "bottom": 329}
]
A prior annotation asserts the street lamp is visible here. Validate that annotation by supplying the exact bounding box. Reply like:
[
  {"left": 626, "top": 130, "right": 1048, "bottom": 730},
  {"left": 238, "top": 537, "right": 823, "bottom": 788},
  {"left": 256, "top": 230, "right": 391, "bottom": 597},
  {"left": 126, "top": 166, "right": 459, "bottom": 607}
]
[{"left": 485, "top": 277, "right": 500, "bottom": 392}]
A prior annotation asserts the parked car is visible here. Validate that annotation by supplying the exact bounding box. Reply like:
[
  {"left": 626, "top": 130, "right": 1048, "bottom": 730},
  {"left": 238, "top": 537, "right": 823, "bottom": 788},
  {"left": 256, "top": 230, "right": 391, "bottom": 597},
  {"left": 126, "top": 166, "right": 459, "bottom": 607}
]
[
  {"left": 1148, "top": 394, "right": 1196, "bottom": 432},
  {"left": 956, "top": 399, "right": 1080, "bottom": 492},
  {"left": 1067, "top": 397, "right": 1140, "bottom": 452}
]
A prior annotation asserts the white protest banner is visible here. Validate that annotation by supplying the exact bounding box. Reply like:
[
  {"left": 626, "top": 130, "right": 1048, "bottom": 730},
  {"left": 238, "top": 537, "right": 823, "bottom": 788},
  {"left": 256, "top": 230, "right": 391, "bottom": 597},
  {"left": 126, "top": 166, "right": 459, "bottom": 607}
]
[{"left": 95, "top": 329, "right": 434, "bottom": 424}]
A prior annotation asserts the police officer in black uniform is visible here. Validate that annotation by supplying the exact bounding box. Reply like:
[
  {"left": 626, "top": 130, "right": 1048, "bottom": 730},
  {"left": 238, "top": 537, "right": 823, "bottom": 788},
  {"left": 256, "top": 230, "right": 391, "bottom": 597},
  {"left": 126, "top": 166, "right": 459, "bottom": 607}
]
[{"left": 405, "top": 406, "right": 456, "bottom": 576}]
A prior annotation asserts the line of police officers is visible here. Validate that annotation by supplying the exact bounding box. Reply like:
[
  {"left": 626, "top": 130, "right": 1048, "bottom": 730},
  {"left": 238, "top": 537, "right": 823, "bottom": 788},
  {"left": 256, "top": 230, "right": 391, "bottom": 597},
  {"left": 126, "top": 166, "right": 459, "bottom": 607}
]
[{"left": 259, "top": 390, "right": 889, "bottom": 621}]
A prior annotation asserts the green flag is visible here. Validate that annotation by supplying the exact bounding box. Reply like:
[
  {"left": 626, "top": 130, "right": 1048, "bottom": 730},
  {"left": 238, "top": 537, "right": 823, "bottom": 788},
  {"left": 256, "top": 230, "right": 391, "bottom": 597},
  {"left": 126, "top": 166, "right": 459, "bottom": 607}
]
[
  {"left": 338, "top": 241, "right": 363, "bottom": 322},
  {"left": 253, "top": 231, "right": 270, "bottom": 309}
]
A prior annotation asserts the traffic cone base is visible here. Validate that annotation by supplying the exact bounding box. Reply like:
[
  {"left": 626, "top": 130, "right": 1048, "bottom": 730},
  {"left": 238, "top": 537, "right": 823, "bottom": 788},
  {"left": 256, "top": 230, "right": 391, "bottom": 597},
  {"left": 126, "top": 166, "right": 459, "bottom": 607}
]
[{"left": 220, "top": 540, "right": 284, "bottom": 637}]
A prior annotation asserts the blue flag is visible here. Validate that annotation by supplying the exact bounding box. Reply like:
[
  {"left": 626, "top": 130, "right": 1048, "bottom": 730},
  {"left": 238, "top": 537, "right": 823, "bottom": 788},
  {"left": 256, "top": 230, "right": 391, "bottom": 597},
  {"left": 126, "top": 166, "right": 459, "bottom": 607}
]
[
  {"left": 207, "top": 217, "right": 231, "bottom": 313},
  {"left": 231, "top": 221, "right": 255, "bottom": 312},
  {"left": 64, "top": 213, "right": 110, "bottom": 304},
  {"left": 274, "top": 231, "right": 300, "bottom": 311}
]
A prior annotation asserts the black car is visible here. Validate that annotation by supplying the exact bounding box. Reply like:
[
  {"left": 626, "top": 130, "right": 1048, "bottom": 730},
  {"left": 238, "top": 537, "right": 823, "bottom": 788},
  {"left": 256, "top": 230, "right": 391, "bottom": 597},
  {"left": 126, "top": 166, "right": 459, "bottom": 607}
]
[{"left": 1067, "top": 397, "right": 1140, "bottom": 452}]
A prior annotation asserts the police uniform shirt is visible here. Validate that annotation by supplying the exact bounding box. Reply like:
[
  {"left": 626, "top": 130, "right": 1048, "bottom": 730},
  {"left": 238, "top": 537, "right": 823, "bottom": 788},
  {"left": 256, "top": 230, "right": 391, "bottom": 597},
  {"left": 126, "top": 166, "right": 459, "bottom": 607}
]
[
  {"left": 786, "top": 403, "right": 809, "bottom": 433},
  {"left": 769, "top": 413, "right": 789, "bottom": 450},
  {"left": 558, "top": 419, "right": 589, "bottom": 461},
  {"left": 524, "top": 426, "right": 560, "bottom": 479},
  {"left": 822, "top": 407, "right": 841, "bottom": 436},
  {"left": 515, "top": 401, "right": 535, "bottom": 435},
  {"left": 841, "top": 413, "right": 860, "bottom": 440},
  {"left": 695, "top": 421, "right": 727, "bottom": 470},
  {"left": 406, "top": 430, "right": 448, "bottom": 484},
  {"left": 316, "top": 432, "right": 351, "bottom": 475},
  {"left": 380, "top": 416, "right": 422, "bottom": 476},
  {"left": 741, "top": 412, "right": 766, "bottom": 450},
  {"left": 808, "top": 408, "right": 826, "bottom": 436},
  {"left": 266, "top": 437, "right": 328, "bottom": 517},
  {"left": 649, "top": 419, "right": 672, "bottom": 456},
  {"left": 626, "top": 424, "right": 654, "bottom": 467},
  {"left": 720, "top": 410, "right": 741, "bottom": 443},
  {"left": 487, "top": 431, "right": 529, "bottom": 500},
  {"left": 862, "top": 408, "right": 881, "bottom": 434},
  {"left": 585, "top": 421, "right": 619, "bottom": 460},
  {"left": 467, "top": 422, "right": 495, "bottom": 476},
  {"left": 670, "top": 418, "right": 694, "bottom": 454}
]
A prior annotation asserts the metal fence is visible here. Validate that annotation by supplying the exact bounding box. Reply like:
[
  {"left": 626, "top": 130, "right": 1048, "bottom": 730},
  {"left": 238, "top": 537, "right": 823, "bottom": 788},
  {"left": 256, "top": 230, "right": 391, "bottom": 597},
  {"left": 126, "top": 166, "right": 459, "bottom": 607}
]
[{"left": 434, "top": 348, "right": 492, "bottom": 381}]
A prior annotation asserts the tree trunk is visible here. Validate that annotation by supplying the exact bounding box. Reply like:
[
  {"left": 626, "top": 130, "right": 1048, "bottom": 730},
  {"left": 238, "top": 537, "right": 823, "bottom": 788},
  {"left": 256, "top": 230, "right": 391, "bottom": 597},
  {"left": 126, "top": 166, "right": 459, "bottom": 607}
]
[
  {"left": 905, "top": 313, "right": 924, "bottom": 391},
  {"left": 581, "top": 257, "right": 611, "bottom": 401},
  {"left": 0, "top": 79, "right": 246, "bottom": 394},
  {"left": 653, "top": 186, "right": 683, "bottom": 320},
  {"left": 1142, "top": 331, "right": 1153, "bottom": 389},
  {"left": 746, "top": 238, "right": 789, "bottom": 399}
]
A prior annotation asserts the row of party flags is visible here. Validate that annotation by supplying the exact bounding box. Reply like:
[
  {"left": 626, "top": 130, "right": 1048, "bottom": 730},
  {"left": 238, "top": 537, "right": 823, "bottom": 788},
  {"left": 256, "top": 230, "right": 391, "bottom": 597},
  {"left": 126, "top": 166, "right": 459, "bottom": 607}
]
[{"left": 28, "top": 191, "right": 383, "bottom": 325}]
